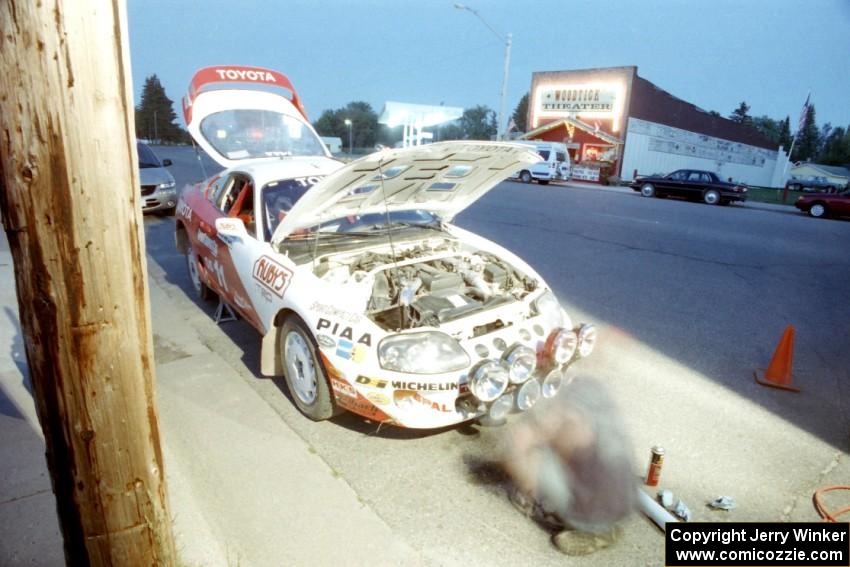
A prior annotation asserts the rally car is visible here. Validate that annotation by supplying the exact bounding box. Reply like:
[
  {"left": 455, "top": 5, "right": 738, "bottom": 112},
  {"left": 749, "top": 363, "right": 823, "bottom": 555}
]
[{"left": 175, "top": 66, "right": 597, "bottom": 429}]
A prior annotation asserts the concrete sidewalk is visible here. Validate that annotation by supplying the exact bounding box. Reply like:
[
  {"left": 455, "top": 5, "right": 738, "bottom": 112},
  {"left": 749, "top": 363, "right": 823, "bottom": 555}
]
[{"left": 0, "top": 229, "right": 422, "bottom": 566}]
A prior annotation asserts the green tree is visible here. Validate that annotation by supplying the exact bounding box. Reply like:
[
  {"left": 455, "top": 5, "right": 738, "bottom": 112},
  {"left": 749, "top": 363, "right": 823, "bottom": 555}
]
[
  {"left": 511, "top": 93, "right": 529, "bottom": 133},
  {"left": 135, "top": 74, "right": 183, "bottom": 143},
  {"left": 817, "top": 126, "right": 850, "bottom": 165},
  {"left": 460, "top": 105, "right": 497, "bottom": 140},
  {"left": 729, "top": 101, "right": 752, "bottom": 125},
  {"left": 792, "top": 104, "right": 819, "bottom": 161},
  {"left": 313, "top": 101, "right": 379, "bottom": 151},
  {"left": 777, "top": 116, "right": 793, "bottom": 151}
]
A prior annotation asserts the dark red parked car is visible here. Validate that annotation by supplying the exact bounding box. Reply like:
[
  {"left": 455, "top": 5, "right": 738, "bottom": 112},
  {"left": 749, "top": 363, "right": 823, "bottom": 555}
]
[{"left": 794, "top": 189, "right": 850, "bottom": 219}]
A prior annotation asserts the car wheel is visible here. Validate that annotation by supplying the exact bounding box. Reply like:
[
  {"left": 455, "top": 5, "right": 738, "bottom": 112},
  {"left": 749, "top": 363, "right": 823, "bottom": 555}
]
[
  {"left": 280, "top": 315, "right": 339, "bottom": 421},
  {"left": 519, "top": 171, "right": 532, "bottom": 184},
  {"left": 186, "top": 243, "right": 212, "bottom": 301},
  {"left": 640, "top": 183, "right": 655, "bottom": 198},
  {"left": 703, "top": 189, "right": 721, "bottom": 205},
  {"left": 809, "top": 203, "right": 828, "bottom": 218}
]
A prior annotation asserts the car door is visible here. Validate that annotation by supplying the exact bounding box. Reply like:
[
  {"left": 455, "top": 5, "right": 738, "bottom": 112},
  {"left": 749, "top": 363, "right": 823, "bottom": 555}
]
[
  {"left": 662, "top": 170, "right": 688, "bottom": 197},
  {"left": 683, "top": 171, "right": 707, "bottom": 199}
]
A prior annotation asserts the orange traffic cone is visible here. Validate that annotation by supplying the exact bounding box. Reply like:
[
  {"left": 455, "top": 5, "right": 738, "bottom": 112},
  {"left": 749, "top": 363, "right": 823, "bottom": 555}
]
[{"left": 754, "top": 325, "right": 800, "bottom": 392}]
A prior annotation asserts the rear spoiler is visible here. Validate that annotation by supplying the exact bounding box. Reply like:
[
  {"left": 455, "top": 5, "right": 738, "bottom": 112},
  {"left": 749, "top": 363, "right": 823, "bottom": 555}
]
[{"left": 182, "top": 65, "right": 308, "bottom": 124}]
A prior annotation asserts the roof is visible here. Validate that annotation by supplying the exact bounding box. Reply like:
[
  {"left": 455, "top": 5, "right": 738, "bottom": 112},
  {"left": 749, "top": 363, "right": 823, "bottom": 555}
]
[
  {"left": 628, "top": 76, "right": 777, "bottom": 150},
  {"left": 522, "top": 117, "right": 623, "bottom": 145},
  {"left": 378, "top": 101, "right": 464, "bottom": 128},
  {"left": 791, "top": 163, "right": 850, "bottom": 179}
]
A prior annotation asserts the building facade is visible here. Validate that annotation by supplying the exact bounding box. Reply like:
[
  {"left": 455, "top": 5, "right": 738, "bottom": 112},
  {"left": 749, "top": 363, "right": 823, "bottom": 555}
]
[{"left": 524, "top": 66, "right": 788, "bottom": 186}]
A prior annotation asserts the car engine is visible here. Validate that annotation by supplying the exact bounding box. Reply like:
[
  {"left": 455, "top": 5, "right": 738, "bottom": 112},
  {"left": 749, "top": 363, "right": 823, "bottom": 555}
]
[{"left": 314, "top": 238, "right": 537, "bottom": 331}]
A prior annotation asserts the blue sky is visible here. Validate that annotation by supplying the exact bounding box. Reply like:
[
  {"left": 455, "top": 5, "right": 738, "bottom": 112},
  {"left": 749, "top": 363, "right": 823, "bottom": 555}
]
[{"left": 127, "top": 0, "right": 850, "bottom": 131}]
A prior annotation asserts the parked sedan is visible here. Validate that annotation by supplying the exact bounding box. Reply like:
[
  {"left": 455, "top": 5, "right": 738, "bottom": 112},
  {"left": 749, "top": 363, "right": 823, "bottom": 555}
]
[
  {"left": 138, "top": 141, "right": 177, "bottom": 214},
  {"left": 794, "top": 189, "right": 850, "bottom": 219},
  {"left": 630, "top": 169, "right": 748, "bottom": 205}
]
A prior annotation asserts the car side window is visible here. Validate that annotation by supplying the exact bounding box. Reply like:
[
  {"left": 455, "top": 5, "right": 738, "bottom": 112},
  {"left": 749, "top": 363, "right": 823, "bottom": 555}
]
[
  {"left": 670, "top": 171, "right": 687, "bottom": 181},
  {"left": 220, "top": 175, "right": 257, "bottom": 237},
  {"left": 688, "top": 172, "right": 702, "bottom": 182},
  {"left": 700, "top": 173, "right": 712, "bottom": 183},
  {"left": 207, "top": 177, "right": 226, "bottom": 204}
]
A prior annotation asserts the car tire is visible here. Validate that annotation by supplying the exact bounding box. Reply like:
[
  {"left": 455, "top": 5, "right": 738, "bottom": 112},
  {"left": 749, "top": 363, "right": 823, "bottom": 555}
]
[
  {"left": 809, "top": 203, "right": 828, "bottom": 218},
  {"left": 703, "top": 189, "right": 721, "bottom": 205},
  {"left": 640, "top": 183, "right": 655, "bottom": 198},
  {"left": 280, "top": 315, "right": 340, "bottom": 421},
  {"left": 186, "top": 243, "right": 213, "bottom": 301},
  {"left": 519, "top": 171, "right": 532, "bottom": 184}
]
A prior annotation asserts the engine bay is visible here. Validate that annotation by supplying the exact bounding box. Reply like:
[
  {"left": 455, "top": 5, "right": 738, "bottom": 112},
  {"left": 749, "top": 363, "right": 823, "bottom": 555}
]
[{"left": 314, "top": 237, "right": 538, "bottom": 331}]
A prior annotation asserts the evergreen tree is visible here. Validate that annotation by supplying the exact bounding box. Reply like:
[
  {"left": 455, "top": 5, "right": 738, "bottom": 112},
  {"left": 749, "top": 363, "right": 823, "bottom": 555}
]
[
  {"left": 511, "top": 93, "right": 529, "bottom": 133},
  {"left": 778, "top": 116, "right": 793, "bottom": 151},
  {"left": 135, "top": 74, "right": 182, "bottom": 143},
  {"left": 461, "top": 105, "right": 497, "bottom": 140},
  {"left": 729, "top": 101, "right": 752, "bottom": 125}
]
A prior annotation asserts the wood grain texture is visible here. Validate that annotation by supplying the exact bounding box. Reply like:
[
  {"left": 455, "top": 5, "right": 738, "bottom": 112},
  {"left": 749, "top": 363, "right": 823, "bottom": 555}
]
[{"left": 0, "top": 1, "right": 176, "bottom": 564}]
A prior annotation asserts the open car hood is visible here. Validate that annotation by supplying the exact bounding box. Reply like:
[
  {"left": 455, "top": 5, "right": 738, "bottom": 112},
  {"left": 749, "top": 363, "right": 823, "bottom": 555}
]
[
  {"left": 182, "top": 66, "right": 329, "bottom": 169},
  {"left": 271, "top": 141, "right": 540, "bottom": 245}
]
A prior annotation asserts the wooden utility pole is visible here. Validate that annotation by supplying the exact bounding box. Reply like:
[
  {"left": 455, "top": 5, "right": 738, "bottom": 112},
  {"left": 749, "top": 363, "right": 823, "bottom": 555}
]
[{"left": 0, "top": 1, "right": 176, "bottom": 564}]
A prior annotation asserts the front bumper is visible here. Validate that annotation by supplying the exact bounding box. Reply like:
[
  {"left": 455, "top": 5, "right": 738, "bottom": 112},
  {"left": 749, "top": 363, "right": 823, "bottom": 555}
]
[
  {"left": 141, "top": 186, "right": 178, "bottom": 213},
  {"left": 324, "top": 318, "right": 594, "bottom": 429}
]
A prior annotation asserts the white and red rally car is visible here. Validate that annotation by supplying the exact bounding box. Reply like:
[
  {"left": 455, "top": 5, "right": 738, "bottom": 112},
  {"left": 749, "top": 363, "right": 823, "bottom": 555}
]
[{"left": 175, "top": 66, "right": 596, "bottom": 429}]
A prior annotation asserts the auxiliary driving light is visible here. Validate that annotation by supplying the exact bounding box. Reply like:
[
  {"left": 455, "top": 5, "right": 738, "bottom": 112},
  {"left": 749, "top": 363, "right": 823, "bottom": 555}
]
[
  {"left": 503, "top": 345, "right": 537, "bottom": 384},
  {"left": 469, "top": 360, "right": 510, "bottom": 402},
  {"left": 546, "top": 328, "right": 578, "bottom": 364},
  {"left": 516, "top": 379, "right": 541, "bottom": 411},
  {"left": 541, "top": 368, "right": 563, "bottom": 398},
  {"left": 577, "top": 324, "right": 597, "bottom": 358},
  {"left": 488, "top": 392, "right": 514, "bottom": 421}
]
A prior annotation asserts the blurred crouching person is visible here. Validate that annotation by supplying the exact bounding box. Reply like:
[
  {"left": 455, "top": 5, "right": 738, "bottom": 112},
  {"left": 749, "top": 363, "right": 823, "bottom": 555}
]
[{"left": 502, "top": 376, "right": 637, "bottom": 556}]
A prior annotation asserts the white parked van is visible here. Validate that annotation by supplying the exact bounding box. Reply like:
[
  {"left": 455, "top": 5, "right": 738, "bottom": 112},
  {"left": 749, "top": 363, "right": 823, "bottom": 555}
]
[{"left": 510, "top": 141, "right": 571, "bottom": 184}]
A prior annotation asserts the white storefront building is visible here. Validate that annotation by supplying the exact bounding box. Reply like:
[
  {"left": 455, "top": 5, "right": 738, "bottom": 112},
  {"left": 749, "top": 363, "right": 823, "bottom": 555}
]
[{"left": 524, "top": 66, "right": 789, "bottom": 186}]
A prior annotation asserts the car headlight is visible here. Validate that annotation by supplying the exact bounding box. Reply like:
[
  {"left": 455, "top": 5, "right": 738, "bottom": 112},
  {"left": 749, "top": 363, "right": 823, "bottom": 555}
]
[
  {"left": 533, "top": 290, "right": 565, "bottom": 328},
  {"left": 503, "top": 345, "right": 536, "bottom": 384},
  {"left": 158, "top": 181, "right": 176, "bottom": 189},
  {"left": 577, "top": 324, "right": 597, "bottom": 357},
  {"left": 378, "top": 332, "right": 469, "bottom": 374},
  {"left": 516, "top": 379, "right": 541, "bottom": 411},
  {"left": 546, "top": 328, "right": 577, "bottom": 364},
  {"left": 468, "top": 360, "right": 509, "bottom": 402},
  {"left": 542, "top": 368, "right": 563, "bottom": 398}
]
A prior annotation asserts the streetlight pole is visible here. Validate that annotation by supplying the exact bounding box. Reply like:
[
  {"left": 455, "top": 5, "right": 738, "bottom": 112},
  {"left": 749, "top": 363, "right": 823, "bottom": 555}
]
[
  {"left": 344, "top": 118, "right": 353, "bottom": 155},
  {"left": 455, "top": 3, "right": 511, "bottom": 141}
]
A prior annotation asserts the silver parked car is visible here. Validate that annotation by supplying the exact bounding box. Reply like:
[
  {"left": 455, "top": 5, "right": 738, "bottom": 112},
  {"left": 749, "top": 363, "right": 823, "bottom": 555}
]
[{"left": 137, "top": 141, "right": 177, "bottom": 214}]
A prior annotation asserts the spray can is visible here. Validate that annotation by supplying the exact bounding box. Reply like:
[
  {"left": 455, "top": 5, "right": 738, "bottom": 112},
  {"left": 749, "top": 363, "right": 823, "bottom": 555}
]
[{"left": 645, "top": 445, "right": 665, "bottom": 486}]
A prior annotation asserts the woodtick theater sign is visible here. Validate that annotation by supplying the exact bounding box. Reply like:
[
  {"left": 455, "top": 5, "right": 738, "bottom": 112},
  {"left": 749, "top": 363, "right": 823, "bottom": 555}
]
[{"left": 539, "top": 87, "right": 616, "bottom": 113}]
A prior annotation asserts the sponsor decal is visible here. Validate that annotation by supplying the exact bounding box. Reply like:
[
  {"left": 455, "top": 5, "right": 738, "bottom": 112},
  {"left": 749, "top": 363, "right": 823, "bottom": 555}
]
[
  {"left": 319, "top": 352, "right": 390, "bottom": 422},
  {"left": 316, "top": 334, "right": 336, "bottom": 349},
  {"left": 335, "top": 339, "right": 366, "bottom": 363},
  {"left": 254, "top": 282, "right": 274, "bottom": 303},
  {"left": 391, "top": 381, "right": 458, "bottom": 392},
  {"left": 252, "top": 255, "right": 292, "bottom": 299},
  {"left": 412, "top": 392, "right": 453, "bottom": 413},
  {"left": 366, "top": 392, "right": 390, "bottom": 405},
  {"left": 207, "top": 258, "right": 229, "bottom": 292},
  {"left": 309, "top": 301, "right": 362, "bottom": 324},
  {"left": 196, "top": 230, "right": 218, "bottom": 256},
  {"left": 329, "top": 377, "right": 356, "bottom": 399},
  {"left": 216, "top": 219, "right": 242, "bottom": 233},
  {"left": 294, "top": 176, "right": 324, "bottom": 187},
  {"left": 214, "top": 68, "right": 276, "bottom": 83},
  {"left": 177, "top": 200, "right": 192, "bottom": 221},
  {"left": 316, "top": 318, "right": 371, "bottom": 346},
  {"left": 355, "top": 376, "right": 388, "bottom": 389}
]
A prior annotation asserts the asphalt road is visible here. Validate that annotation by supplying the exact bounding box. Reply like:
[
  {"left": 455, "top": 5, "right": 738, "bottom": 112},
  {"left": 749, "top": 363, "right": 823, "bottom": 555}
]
[{"left": 145, "top": 145, "right": 850, "bottom": 566}]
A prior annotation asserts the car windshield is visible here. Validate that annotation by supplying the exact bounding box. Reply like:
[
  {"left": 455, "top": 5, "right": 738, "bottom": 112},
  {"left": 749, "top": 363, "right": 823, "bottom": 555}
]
[
  {"left": 137, "top": 142, "right": 161, "bottom": 168},
  {"left": 262, "top": 177, "right": 322, "bottom": 240},
  {"left": 201, "top": 109, "right": 326, "bottom": 160}
]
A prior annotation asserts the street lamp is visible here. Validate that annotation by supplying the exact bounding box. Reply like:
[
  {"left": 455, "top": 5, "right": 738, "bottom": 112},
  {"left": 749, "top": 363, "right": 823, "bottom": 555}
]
[
  {"left": 344, "top": 118, "right": 353, "bottom": 155},
  {"left": 455, "top": 3, "right": 512, "bottom": 141}
]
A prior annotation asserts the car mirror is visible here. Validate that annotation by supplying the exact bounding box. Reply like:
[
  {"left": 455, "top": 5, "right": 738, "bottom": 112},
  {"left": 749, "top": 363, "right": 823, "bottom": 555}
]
[
  {"left": 162, "top": 159, "right": 172, "bottom": 167},
  {"left": 215, "top": 217, "right": 247, "bottom": 243}
]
